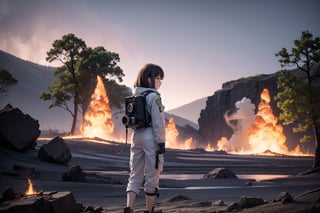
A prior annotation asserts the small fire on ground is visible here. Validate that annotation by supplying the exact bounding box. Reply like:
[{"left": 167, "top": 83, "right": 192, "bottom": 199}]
[
  {"left": 25, "top": 178, "right": 37, "bottom": 196},
  {"left": 80, "top": 76, "right": 114, "bottom": 140}
]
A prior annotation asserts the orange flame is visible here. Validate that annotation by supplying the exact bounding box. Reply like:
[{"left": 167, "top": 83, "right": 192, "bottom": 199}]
[
  {"left": 165, "top": 117, "right": 179, "bottom": 148},
  {"left": 216, "top": 88, "right": 310, "bottom": 156},
  {"left": 248, "top": 88, "right": 288, "bottom": 154},
  {"left": 25, "top": 178, "right": 37, "bottom": 196},
  {"left": 80, "top": 76, "right": 114, "bottom": 140},
  {"left": 165, "top": 117, "right": 196, "bottom": 150}
]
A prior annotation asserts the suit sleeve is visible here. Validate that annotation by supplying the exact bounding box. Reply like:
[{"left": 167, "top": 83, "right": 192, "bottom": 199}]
[{"left": 149, "top": 94, "right": 166, "bottom": 144}]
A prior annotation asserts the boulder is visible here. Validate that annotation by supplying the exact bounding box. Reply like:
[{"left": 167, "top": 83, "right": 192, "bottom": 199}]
[
  {"left": 238, "top": 196, "right": 266, "bottom": 208},
  {"left": 168, "top": 194, "right": 192, "bottom": 202},
  {"left": 226, "top": 201, "right": 241, "bottom": 212},
  {"left": 37, "top": 136, "right": 72, "bottom": 165},
  {"left": 62, "top": 165, "right": 86, "bottom": 182},
  {"left": 274, "top": 191, "right": 294, "bottom": 203},
  {"left": 2, "top": 187, "right": 16, "bottom": 200},
  {"left": 203, "top": 167, "right": 238, "bottom": 179},
  {"left": 212, "top": 199, "right": 225, "bottom": 206},
  {"left": 0, "top": 104, "right": 40, "bottom": 151}
]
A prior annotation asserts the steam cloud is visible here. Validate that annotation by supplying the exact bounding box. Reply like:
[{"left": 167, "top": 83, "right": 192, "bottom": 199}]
[{"left": 222, "top": 97, "right": 255, "bottom": 152}]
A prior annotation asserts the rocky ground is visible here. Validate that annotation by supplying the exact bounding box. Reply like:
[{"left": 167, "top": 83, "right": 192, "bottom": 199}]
[{"left": 0, "top": 137, "right": 319, "bottom": 212}]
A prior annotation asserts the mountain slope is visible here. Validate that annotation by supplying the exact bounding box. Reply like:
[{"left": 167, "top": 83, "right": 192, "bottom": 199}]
[
  {"left": 167, "top": 97, "right": 207, "bottom": 124},
  {"left": 0, "top": 50, "right": 71, "bottom": 131}
]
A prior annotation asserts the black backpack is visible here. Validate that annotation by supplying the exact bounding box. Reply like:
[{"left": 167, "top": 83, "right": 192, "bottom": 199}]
[
  {"left": 122, "top": 90, "right": 156, "bottom": 129},
  {"left": 114, "top": 91, "right": 156, "bottom": 154}
]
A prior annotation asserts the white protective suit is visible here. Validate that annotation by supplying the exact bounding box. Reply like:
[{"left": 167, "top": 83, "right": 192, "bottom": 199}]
[{"left": 126, "top": 87, "right": 165, "bottom": 195}]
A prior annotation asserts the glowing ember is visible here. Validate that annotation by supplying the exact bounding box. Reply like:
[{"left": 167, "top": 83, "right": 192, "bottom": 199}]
[
  {"left": 80, "top": 76, "right": 114, "bottom": 140},
  {"left": 216, "top": 137, "right": 229, "bottom": 151},
  {"left": 25, "top": 178, "right": 37, "bottom": 196},
  {"left": 184, "top": 137, "right": 193, "bottom": 150},
  {"left": 205, "top": 143, "right": 215, "bottom": 151}
]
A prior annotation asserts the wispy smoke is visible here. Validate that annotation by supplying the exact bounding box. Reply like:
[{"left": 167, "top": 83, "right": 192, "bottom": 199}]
[{"left": 222, "top": 97, "right": 255, "bottom": 152}]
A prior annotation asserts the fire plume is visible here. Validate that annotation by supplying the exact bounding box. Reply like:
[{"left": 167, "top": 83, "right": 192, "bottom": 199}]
[
  {"left": 80, "top": 76, "right": 114, "bottom": 140},
  {"left": 165, "top": 117, "right": 179, "bottom": 148},
  {"left": 248, "top": 88, "right": 288, "bottom": 154}
]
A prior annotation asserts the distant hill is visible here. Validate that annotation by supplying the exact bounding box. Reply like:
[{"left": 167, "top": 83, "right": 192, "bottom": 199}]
[
  {"left": 0, "top": 49, "right": 73, "bottom": 131},
  {"left": 0, "top": 50, "right": 200, "bottom": 132},
  {"left": 167, "top": 97, "right": 207, "bottom": 125}
]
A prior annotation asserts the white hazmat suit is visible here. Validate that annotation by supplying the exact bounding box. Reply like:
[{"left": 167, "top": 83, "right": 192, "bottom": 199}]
[{"left": 126, "top": 87, "right": 165, "bottom": 196}]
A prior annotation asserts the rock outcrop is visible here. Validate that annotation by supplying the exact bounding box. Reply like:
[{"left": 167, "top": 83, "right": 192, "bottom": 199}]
[{"left": 0, "top": 104, "right": 40, "bottom": 151}]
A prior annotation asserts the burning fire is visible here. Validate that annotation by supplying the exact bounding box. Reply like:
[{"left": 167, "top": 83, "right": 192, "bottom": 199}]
[
  {"left": 165, "top": 117, "right": 179, "bottom": 148},
  {"left": 165, "top": 117, "right": 197, "bottom": 150},
  {"left": 70, "top": 76, "right": 309, "bottom": 156},
  {"left": 25, "top": 178, "right": 37, "bottom": 196},
  {"left": 217, "top": 88, "right": 309, "bottom": 156},
  {"left": 80, "top": 76, "right": 114, "bottom": 140},
  {"left": 248, "top": 89, "right": 288, "bottom": 154}
]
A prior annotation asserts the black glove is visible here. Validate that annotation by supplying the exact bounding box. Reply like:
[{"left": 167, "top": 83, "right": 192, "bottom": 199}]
[{"left": 156, "top": 143, "right": 165, "bottom": 154}]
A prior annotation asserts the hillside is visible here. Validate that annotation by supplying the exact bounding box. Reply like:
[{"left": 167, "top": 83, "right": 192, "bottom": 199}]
[
  {"left": 0, "top": 50, "right": 72, "bottom": 131},
  {"left": 0, "top": 50, "right": 200, "bottom": 132},
  {"left": 167, "top": 97, "right": 207, "bottom": 125}
]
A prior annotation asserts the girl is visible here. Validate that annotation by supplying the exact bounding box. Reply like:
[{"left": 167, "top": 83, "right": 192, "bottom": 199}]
[{"left": 125, "top": 63, "right": 166, "bottom": 213}]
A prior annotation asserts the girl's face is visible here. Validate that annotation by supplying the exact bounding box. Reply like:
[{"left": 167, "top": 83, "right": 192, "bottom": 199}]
[
  {"left": 148, "top": 75, "right": 162, "bottom": 90},
  {"left": 154, "top": 75, "right": 162, "bottom": 90}
]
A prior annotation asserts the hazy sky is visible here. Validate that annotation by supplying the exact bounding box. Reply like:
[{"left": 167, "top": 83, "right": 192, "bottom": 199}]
[{"left": 1, "top": 0, "right": 319, "bottom": 110}]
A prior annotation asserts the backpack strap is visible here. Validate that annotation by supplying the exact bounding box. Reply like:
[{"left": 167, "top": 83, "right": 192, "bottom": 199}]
[
  {"left": 141, "top": 90, "right": 159, "bottom": 97},
  {"left": 141, "top": 90, "right": 160, "bottom": 127}
]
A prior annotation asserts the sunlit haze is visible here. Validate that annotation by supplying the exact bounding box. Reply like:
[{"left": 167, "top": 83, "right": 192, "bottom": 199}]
[{"left": 0, "top": 0, "right": 319, "bottom": 110}]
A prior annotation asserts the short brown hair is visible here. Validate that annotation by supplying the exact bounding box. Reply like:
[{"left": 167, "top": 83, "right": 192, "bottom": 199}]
[{"left": 134, "top": 63, "right": 164, "bottom": 88}]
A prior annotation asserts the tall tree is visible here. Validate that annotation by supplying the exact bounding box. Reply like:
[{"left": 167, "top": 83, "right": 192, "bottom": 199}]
[
  {"left": 0, "top": 68, "right": 18, "bottom": 99},
  {"left": 41, "top": 34, "right": 126, "bottom": 135},
  {"left": 41, "top": 33, "right": 87, "bottom": 135},
  {"left": 275, "top": 31, "right": 320, "bottom": 168},
  {"left": 77, "top": 46, "right": 125, "bottom": 118}
]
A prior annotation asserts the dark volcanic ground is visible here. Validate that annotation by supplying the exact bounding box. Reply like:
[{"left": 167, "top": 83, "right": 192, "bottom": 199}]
[{"left": 0, "top": 137, "right": 319, "bottom": 212}]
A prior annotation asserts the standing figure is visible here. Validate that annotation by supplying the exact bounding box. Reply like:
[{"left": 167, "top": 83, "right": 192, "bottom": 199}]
[{"left": 125, "top": 63, "right": 166, "bottom": 213}]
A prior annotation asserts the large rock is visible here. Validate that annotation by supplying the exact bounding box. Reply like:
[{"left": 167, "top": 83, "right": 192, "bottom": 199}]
[
  {"left": 62, "top": 165, "right": 86, "bottom": 182},
  {"left": 0, "top": 104, "right": 40, "bottom": 151},
  {"left": 203, "top": 167, "right": 238, "bottom": 179},
  {"left": 238, "top": 196, "right": 266, "bottom": 208},
  {"left": 0, "top": 190, "right": 80, "bottom": 213},
  {"left": 37, "top": 136, "right": 72, "bottom": 165}
]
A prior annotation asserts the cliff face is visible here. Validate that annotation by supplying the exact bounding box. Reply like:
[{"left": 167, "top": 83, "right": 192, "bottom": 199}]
[{"left": 198, "top": 72, "right": 314, "bottom": 153}]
